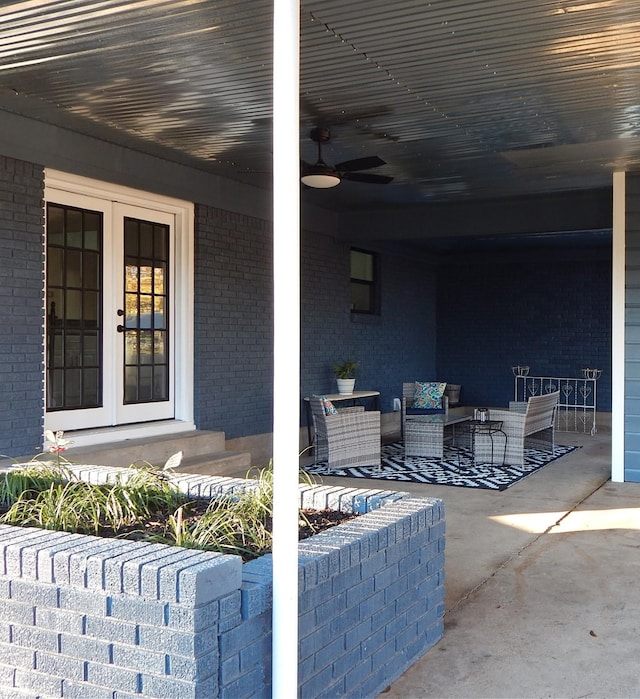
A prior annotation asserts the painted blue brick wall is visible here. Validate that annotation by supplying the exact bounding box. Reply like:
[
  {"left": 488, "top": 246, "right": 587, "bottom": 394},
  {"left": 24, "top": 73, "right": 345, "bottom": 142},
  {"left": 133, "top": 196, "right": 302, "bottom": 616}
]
[
  {"left": 194, "top": 204, "right": 274, "bottom": 439},
  {"left": 437, "top": 246, "right": 612, "bottom": 411},
  {"left": 0, "top": 157, "right": 44, "bottom": 457},
  {"left": 301, "top": 232, "right": 438, "bottom": 419},
  {"left": 194, "top": 206, "right": 438, "bottom": 437}
]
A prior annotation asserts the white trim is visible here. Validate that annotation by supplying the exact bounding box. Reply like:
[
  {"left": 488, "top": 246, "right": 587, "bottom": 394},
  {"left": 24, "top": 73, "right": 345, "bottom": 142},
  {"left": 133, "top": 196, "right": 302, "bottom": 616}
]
[
  {"left": 43, "top": 170, "right": 194, "bottom": 443},
  {"left": 64, "top": 420, "right": 196, "bottom": 449},
  {"left": 612, "top": 170, "right": 625, "bottom": 482}
]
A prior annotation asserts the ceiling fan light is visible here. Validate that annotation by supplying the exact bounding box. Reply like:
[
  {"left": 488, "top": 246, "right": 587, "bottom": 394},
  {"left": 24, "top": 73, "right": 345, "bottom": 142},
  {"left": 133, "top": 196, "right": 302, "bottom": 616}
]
[{"left": 301, "top": 172, "right": 341, "bottom": 188}]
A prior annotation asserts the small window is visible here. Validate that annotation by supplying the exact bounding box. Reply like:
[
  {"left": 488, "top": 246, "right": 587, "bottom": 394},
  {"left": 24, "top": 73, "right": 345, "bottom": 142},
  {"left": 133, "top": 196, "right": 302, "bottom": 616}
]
[{"left": 350, "top": 248, "right": 378, "bottom": 314}]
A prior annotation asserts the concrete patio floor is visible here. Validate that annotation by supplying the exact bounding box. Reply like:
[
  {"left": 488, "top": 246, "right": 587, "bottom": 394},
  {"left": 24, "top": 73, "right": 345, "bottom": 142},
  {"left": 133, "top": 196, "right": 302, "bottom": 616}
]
[{"left": 309, "top": 429, "right": 640, "bottom": 698}]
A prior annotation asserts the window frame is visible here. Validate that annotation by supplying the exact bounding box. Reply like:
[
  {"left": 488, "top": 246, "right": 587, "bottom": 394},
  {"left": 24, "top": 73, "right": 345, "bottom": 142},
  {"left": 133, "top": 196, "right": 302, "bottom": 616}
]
[{"left": 350, "top": 247, "right": 379, "bottom": 315}]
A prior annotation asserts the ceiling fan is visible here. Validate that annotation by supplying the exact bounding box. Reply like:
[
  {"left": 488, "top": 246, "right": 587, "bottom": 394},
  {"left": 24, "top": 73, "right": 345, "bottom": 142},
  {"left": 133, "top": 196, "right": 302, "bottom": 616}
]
[{"left": 300, "top": 127, "right": 393, "bottom": 189}]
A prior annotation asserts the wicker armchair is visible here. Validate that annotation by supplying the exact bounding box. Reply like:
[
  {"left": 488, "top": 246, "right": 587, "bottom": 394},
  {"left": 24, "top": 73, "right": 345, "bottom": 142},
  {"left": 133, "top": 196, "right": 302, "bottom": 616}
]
[
  {"left": 475, "top": 390, "right": 560, "bottom": 466},
  {"left": 401, "top": 382, "right": 449, "bottom": 432},
  {"left": 309, "top": 396, "right": 380, "bottom": 470}
]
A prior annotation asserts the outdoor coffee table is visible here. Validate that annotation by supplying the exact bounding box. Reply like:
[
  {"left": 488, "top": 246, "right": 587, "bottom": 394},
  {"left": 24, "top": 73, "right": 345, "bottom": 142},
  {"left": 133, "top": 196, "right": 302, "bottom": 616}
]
[{"left": 404, "top": 413, "right": 470, "bottom": 458}]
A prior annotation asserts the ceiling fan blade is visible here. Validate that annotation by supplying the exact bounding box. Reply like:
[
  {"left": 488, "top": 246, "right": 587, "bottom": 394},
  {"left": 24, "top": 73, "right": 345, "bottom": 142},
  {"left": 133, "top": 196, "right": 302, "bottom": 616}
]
[
  {"left": 335, "top": 155, "right": 386, "bottom": 172},
  {"left": 341, "top": 172, "right": 393, "bottom": 184}
]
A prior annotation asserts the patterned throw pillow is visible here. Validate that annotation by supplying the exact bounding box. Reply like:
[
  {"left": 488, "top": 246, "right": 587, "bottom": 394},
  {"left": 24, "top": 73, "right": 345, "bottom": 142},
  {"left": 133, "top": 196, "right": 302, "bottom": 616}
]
[
  {"left": 412, "top": 381, "right": 446, "bottom": 409},
  {"left": 314, "top": 395, "right": 338, "bottom": 416}
]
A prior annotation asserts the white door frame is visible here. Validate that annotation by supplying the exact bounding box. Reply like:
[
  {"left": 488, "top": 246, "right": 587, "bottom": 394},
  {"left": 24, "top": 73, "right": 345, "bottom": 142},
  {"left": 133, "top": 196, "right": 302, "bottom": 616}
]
[{"left": 44, "top": 170, "right": 195, "bottom": 447}]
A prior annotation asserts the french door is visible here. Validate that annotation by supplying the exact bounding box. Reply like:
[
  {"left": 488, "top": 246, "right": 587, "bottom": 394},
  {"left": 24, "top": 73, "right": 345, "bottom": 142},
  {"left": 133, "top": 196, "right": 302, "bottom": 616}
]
[{"left": 45, "top": 188, "right": 178, "bottom": 432}]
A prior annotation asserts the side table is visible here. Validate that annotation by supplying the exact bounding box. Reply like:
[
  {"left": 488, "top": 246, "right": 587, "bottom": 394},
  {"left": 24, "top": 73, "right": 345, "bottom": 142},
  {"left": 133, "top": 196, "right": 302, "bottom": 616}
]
[{"left": 467, "top": 419, "right": 507, "bottom": 466}]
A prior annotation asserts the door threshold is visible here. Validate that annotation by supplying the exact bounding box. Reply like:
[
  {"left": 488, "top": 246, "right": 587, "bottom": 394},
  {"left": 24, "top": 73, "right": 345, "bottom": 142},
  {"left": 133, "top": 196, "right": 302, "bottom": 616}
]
[{"left": 63, "top": 420, "right": 196, "bottom": 449}]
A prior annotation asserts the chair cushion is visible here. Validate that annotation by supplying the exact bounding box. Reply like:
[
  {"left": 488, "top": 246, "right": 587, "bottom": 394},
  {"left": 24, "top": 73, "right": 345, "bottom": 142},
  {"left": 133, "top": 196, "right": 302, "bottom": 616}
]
[
  {"left": 406, "top": 407, "right": 446, "bottom": 415},
  {"left": 314, "top": 395, "right": 338, "bottom": 415},
  {"left": 412, "top": 381, "right": 446, "bottom": 409}
]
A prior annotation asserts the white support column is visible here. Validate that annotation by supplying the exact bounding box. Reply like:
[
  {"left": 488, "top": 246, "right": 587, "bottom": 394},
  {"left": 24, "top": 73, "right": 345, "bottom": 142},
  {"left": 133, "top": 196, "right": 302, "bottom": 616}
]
[
  {"left": 271, "top": 0, "right": 300, "bottom": 696},
  {"left": 612, "top": 170, "right": 625, "bottom": 482}
]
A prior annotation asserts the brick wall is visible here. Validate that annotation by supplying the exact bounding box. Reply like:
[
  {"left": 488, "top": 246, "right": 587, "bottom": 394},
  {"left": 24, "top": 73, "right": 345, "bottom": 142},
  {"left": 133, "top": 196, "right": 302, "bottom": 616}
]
[
  {"left": 0, "top": 467, "right": 445, "bottom": 699},
  {"left": 195, "top": 206, "right": 439, "bottom": 437},
  {"left": 0, "top": 157, "right": 44, "bottom": 457},
  {"left": 436, "top": 247, "right": 612, "bottom": 410},
  {"left": 194, "top": 205, "right": 274, "bottom": 438},
  {"left": 300, "top": 232, "right": 438, "bottom": 417}
]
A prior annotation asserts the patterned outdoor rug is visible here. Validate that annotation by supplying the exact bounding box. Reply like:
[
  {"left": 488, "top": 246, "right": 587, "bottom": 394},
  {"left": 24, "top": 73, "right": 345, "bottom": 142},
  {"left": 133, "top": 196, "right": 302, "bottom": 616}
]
[{"left": 304, "top": 442, "right": 580, "bottom": 491}]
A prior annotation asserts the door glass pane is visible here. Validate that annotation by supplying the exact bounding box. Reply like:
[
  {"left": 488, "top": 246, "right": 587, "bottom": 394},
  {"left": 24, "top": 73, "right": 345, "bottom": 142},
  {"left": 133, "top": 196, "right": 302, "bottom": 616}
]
[
  {"left": 46, "top": 203, "right": 103, "bottom": 411},
  {"left": 122, "top": 217, "right": 170, "bottom": 404}
]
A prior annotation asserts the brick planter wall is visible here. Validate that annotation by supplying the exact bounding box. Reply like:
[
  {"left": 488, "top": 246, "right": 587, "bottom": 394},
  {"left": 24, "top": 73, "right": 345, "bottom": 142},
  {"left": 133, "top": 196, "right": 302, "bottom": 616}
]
[{"left": 0, "top": 468, "right": 445, "bottom": 699}]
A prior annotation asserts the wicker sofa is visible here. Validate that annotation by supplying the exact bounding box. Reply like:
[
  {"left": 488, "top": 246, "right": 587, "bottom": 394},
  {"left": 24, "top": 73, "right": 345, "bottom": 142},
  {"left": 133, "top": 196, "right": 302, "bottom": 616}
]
[
  {"left": 476, "top": 390, "right": 560, "bottom": 466},
  {"left": 308, "top": 396, "right": 380, "bottom": 470}
]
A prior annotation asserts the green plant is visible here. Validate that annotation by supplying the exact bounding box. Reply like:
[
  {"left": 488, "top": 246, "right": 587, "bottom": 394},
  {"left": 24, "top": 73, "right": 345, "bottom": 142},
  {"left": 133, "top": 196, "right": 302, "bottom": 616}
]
[
  {"left": 0, "top": 450, "right": 330, "bottom": 561},
  {"left": 333, "top": 359, "right": 358, "bottom": 379}
]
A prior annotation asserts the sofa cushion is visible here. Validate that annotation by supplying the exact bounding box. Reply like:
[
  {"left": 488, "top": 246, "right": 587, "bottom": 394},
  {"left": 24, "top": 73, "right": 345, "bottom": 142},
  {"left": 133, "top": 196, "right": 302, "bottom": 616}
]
[
  {"left": 412, "top": 381, "right": 446, "bottom": 409},
  {"left": 406, "top": 407, "right": 446, "bottom": 415}
]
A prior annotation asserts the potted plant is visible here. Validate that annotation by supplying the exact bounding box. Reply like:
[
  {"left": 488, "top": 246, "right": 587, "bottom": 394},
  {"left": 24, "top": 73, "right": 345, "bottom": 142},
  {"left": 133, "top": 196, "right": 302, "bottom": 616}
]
[{"left": 333, "top": 359, "right": 358, "bottom": 395}]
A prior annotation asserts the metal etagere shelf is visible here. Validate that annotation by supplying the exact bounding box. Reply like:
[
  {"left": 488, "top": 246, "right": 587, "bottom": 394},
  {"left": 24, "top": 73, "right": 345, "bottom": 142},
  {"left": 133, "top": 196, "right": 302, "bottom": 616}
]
[{"left": 512, "top": 366, "right": 601, "bottom": 435}]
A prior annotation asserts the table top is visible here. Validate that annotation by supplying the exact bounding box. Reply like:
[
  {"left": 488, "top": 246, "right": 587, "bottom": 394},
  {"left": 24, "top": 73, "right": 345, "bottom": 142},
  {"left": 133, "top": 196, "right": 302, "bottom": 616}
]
[
  {"left": 405, "top": 413, "right": 470, "bottom": 426},
  {"left": 304, "top": 390, "right": 380, "bottom": 402}
]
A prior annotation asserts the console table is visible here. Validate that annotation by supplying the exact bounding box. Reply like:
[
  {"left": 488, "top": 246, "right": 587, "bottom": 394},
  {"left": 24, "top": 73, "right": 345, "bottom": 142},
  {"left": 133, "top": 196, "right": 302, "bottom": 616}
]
[{"left": 303, "top": 390, "right": 381, "bottom": 446}]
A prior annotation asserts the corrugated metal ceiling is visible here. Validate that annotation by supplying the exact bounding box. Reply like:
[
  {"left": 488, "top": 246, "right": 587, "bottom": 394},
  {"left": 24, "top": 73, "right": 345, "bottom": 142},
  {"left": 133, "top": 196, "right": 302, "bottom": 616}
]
[{"left": 0, "top": 0, "right": 639, "bottom": 210}]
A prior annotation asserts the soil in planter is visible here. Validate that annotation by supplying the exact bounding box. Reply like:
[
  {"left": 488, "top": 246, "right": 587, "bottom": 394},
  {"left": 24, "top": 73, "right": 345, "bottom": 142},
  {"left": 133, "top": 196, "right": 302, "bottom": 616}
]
[
  {"left": 0, "top": 498, "right": 358, "bottom": 563},
  {"left": 0, "top": 464, "right": 359, "bottom": 562},
  {"left": 116, "top": 501, "right": 358, "bottom": 561}
]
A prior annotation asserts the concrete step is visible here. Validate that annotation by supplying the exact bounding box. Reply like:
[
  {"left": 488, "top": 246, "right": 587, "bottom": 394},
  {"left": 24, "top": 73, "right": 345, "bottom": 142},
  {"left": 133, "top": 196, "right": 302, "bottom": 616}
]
[
  {"left": 67, "top": 430, "right": 246, "bottom": 470},
  {"left": 172, "top": 451, "right": 252, "bottom": 478}
]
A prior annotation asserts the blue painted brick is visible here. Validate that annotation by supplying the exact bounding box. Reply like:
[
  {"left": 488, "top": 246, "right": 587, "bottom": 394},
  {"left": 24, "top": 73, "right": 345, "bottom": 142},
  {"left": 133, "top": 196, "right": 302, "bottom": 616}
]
[
  {"left": 110, "top": 643, "right": 165, "bottom": 675},
  {"left": 344, "top": 618, "right": 372, "bottom": 651},
  {"left": 220, "top": 654, "right": 240, "bottom": 684},
  {"left": 62, "top": 679, "right": 116, "bottom": 699},
  {"left": 169, "top": 648, "right": 219, "bottom": 682},
  {"left": 141, "top": 672, "right": 211, "bottom": 699},
  {"left": 314, "top": 636, "right": 345, "bottom": 672},
  {"left": 329, "top": 604, "right": 360, "bottom": 637},
  {"left": 58, "top": 588, "right": 108, "bottom": 616},
  {"left": 357, "top": 588, "right": 384, "bottom": 621},
  {"left": 86, "top": 661, "right": 141, "bottom": 693},
  {"left": 0, "top": 640, "right": 35, "bottom": 668},
  {"left": 299, "top": 623, "right": 333, "bottom": 662},
  {"left": 0, "top": 599, "right": 34, "bottom": 626},
  {"left": 139, "top": 549, "right": 206, "bottom": 600},
  {"left": 359, "top": 550, "right": 387, "bottom": 580},
  {"left": 84, "top": 616, "right": 138, "bottom": 646},
  {"left": 299, "top": 663, "right": 334, "bottom": 699},
  {"left": 220, "top": 665, "right": 265, "bottom": 699},
  {"left": 330, "top": 565, "right": 361, "bottom": 595},
  {"left": 61, "top": 633, "right": 113, "bottom": 665},
  {"left": 370, "top": 600, "right": 397, "bottom": 633},
  {"left": 219, "top": 613, "right": 268, "bottom": 658},
  {"left": 343, "top": 651, "right": 374, "bottom": 693},
  {"left": 314, "top": 590, "right": 346, "bottom": 624},
  {"left": 345, "top": 576, "right": 373, "bottom": 609},
  {"left": 10, "top": 579, "right": 58, "bottom": 608},
  {"left": 138, "top": 624, "right": 216, "bottom": 657},
  {"left": 360, "top": 626, "right": 386, "bottom": 659},
  {"left": 298, "top": 578, "right": 332, "bottom": 615},
  {"left": 427, "top": 551, "right": 445, "bottom": 575},
  {"left": 109, "top": 596, "right": 165, "bottom": 626},
  {"left": 35, "top": 650, "right": 85, "bottom": 681},
  {"left": 14, "top": 667, "right": 63, "bottom": 697},
  {"left": 12, "top": 626, "right": 59, "bottom": 654},
  {"left": 166, "top": 600, "right": 219, "bottom": 632}
]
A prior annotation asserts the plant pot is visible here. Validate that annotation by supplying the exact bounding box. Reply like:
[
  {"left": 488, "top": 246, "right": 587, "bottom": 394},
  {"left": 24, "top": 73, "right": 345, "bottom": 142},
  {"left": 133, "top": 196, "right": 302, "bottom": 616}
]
[{"left": 336, "top": 378, "right": 356, "bottom": 395}]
